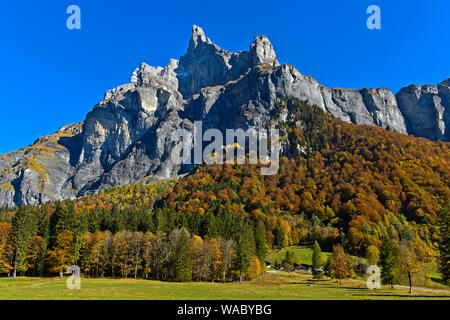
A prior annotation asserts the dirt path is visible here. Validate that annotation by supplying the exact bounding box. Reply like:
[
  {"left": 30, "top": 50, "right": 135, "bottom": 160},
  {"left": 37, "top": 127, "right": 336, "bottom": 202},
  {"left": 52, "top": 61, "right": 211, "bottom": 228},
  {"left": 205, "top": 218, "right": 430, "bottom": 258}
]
[{"left": 395, "top": 285, "right": 450, "bottom": 294}]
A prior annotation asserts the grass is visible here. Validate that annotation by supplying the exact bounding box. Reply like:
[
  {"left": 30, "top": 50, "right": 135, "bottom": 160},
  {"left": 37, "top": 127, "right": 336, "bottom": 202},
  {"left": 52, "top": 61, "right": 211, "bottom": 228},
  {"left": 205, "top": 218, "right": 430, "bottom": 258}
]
[
  {"left": 266, "top": 245, "right": 332, "bottom": 266},
  {"left": 1, "top": 246, "right": 448, "bottom": 300},
  {"left": 266, "top": 245, "right": 445, "bottom": 289},
  {"left": 0, "top": 272, "right": 449, "bottom": 300}
]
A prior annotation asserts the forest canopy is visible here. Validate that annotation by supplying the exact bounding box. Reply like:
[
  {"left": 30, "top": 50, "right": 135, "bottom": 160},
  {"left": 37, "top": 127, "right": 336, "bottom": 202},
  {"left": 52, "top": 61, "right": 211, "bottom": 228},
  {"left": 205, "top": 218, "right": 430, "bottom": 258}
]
[{"left": 0, "top": 97, "right": 449, "bottom": 280}]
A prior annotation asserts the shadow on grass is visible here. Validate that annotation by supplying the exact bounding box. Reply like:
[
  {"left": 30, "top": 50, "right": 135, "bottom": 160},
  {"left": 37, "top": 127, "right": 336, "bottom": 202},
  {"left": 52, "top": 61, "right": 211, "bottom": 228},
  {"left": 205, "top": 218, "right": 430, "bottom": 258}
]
[
  {"left": 363, "top": 293, "right": 450, "bottom": 299},
  {"left": 431, "top": 277, "right": 450, "bottom": 288}
]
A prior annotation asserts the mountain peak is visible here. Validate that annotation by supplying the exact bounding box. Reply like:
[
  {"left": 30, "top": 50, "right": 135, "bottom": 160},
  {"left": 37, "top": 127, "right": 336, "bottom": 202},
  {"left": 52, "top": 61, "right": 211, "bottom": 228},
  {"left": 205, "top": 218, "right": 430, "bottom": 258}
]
[
  {"left": 189, "top": 25, "right": 212, "bottom": 48},
  {"left": 250, "top": 35, "right": 279, "bottom": 67}
]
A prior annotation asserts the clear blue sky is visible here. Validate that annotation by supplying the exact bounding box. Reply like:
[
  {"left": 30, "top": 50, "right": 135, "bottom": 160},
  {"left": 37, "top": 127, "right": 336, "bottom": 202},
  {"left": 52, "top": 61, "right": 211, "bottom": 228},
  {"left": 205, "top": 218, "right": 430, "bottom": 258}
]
[{"left": 1, "top": 0, "right": 449, "bottom": 154}]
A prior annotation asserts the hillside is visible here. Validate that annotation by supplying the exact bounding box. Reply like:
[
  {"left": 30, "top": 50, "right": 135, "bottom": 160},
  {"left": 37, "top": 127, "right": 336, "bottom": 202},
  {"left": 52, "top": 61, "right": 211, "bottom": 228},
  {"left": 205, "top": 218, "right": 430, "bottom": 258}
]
[
  {"left": 161, "top": 98, "right": 450, "bottom": 255},
  {"left": 1, "top": 98, "right": 448, "bottom": 265},
  {"left": 0, "top": 25, "right": 448, "bottom": 207}
]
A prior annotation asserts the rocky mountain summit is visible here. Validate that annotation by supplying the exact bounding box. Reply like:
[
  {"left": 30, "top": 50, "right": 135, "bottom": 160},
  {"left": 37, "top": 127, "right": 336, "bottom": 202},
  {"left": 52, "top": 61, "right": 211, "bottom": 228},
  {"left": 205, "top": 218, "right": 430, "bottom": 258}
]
[{"left": 0, "top": 25, "right": 448, "bottom": 207}]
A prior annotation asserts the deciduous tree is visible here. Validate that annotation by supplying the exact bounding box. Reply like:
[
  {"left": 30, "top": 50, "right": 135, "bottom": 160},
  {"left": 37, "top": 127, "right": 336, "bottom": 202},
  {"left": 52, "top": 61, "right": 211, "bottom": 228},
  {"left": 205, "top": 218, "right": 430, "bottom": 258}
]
[
  {"left": 330, "top": 244, "right": 352, "bottom": 284},
  {"left": 46, "top": 230, "right": 75, "bottom": 277},
  {"left": 438, "top": 203, "right": 450, "bottom": 284}
]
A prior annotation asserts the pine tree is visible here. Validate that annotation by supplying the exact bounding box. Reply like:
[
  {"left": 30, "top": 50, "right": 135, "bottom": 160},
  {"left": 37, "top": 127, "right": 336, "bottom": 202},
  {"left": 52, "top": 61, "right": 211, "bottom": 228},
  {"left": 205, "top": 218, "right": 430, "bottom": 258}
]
[
  {"left": 12, "top": 206, "right": 38, "bottom": 277},
  {"left": 254, "top": 223, "right": 268, "bottom": 263},
  {"left": 379, "top": 236, "right": 398, "bottom": 288},
  {"left": 274, "top": 258, "right": 280, "bottom": 270},
  {"left": 169, "top": 228, "right": 192, "bottom": 282},
  {"left": 312, "top": 241, "right": 323, "bottom": 279},
  {"left": 282, "top": 250, "right": 295, "bottom": 272},
  {"left": 438, "top": 203, "right": 450, "bottom": 284},
  {"left": 49, "top": 202, "right": 70, "bottom": 247},
  {"left": 235, "top": 225, "right": 254, "bottom": 282},
  {"left": 324, "top": 256, "right": 334, "bottom": 278}
]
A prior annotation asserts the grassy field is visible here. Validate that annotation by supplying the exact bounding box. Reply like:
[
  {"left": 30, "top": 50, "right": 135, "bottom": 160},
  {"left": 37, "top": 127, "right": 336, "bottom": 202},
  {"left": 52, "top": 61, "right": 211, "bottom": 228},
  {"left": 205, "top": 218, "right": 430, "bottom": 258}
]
[
  {"left": 266, "top": 245, "right": 333, "bottom": 266},
  {"left": 1, "top": 246, "right": 448, "bottom": 300},
  {"left": 0, "top": 272, "right": 449, "bottom": 300},
  {"left": 267, "top": 245, "right": 447, "bottom": 288}
]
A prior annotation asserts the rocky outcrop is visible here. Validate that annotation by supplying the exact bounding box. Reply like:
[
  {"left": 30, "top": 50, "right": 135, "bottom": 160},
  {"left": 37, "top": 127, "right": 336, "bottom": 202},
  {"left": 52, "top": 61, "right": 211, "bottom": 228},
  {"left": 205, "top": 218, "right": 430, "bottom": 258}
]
[
  {"left": 176, "top": 26, "right": 279, "bottom": 98},
  {"left": 0, "top": 25, "right": 448, "bottom": 206},
  {"left": 396, "top": 79, "right": 450, "bottom": 141}
]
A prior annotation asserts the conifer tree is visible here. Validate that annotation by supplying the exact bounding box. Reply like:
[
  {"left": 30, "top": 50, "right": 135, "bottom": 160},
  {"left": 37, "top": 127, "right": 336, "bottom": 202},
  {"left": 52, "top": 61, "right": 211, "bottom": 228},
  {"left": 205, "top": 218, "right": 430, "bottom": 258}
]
[
  {"left": 170, "top": 228, "right": 192, "bottom": 282},
  {"left": 312, "top": 241, "right": 323, "bottom": 279},
  {"left": 254, "top": 223, "right": 268, "bottom": 263},
  {"left": 324, "top": 256, "right": 334, "bottom": 278},
  {"left": 379, "top": 236, "right": 398, "bottom": 288},
  {"left": 12, "top": 207, "right": 38, "bottom": 277},
  {"left": 235, "top": 225, "right": 254, "bottom": 282}
]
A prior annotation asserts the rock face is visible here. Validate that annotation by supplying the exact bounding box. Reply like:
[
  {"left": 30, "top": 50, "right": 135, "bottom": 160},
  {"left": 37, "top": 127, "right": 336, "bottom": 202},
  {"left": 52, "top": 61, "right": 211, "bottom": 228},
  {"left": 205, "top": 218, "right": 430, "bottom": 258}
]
[
  {"left": 0, "top": 25, "right": 448, "bottom": 206},
  {"left": 396, "top": 79, "right": 450, "bottom": 141}
]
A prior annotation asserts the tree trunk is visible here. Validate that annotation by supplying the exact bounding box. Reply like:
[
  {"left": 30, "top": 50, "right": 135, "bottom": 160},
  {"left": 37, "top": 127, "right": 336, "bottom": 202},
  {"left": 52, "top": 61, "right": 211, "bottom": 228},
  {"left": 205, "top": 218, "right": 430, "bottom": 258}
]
[
  {"left": 12, "top": 269, "right": 16, "bottom": 278},
  {"left": 223, "top": 271, "right": 226, "bottom": 283},
  {"left": 239, "top": 272, "right": 242, "bottom": 283},
  {"left": 134, "top": 252, "right": 139, "bottom": 279},
  {"left": 408, "top": 272, "right": 413, "bottom": 293}
]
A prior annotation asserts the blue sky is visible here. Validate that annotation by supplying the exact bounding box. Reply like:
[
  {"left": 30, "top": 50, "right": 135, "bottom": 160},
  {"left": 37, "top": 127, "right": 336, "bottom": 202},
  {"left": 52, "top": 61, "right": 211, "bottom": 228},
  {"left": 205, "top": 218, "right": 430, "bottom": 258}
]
[{"left": 0, "top": 0, "right": 449, "bottom": 154}]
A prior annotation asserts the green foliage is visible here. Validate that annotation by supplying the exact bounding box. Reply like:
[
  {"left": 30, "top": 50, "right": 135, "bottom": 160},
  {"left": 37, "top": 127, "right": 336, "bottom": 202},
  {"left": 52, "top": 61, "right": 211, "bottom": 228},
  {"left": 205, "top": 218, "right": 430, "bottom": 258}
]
[
  {"left": 12, "top": 206, "right": 38, "bottom": 275},
  {"left": 379, "top": 237, "right": 399, "bottom": 287},
  {"left": 0, "top": 98, "right": 449, "bottom": 284},
  {"left": 366, "top": 245, "right": 379, "bottom": 266},
  {"left": 169, "top": 228, "right": 193, "bottom": 282},
  {"left": 312, "top": 241, "right": 324, "bottom": 279},
  {"left": 324, "top": 256, "right": 334, "bottom": 278},
  {"left": 438, "top": 203, "right": 450, "bottom": 284},
  {"left": 282, "top": 250, "right": 295, "bottom": 272},
  {"left": 235, "top": 224, "right": 255, "bottom": 281}
]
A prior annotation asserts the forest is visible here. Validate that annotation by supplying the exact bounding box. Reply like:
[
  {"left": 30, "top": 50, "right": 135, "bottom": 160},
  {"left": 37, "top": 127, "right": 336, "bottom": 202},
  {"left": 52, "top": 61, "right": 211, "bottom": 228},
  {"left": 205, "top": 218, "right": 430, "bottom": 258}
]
[{"left": 0, "top": 98, "right": 449, "bottom": 284}]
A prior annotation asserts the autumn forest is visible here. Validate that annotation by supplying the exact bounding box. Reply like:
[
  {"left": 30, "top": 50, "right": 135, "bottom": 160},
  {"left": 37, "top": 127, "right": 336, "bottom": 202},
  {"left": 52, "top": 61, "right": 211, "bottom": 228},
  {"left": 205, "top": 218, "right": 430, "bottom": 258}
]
[{"left": 0, "top": 98, "right": 449, "bottom": 286}]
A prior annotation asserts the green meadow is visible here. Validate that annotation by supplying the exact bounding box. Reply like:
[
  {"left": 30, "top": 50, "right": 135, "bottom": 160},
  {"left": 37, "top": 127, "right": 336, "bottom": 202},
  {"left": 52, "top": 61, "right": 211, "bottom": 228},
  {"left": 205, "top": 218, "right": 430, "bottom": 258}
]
[
  {"left": 0, "top": 272, "right": 449, "bottom": 300},
  {"left": 266, "top": 245, "right": 333, "bottom": 265}
]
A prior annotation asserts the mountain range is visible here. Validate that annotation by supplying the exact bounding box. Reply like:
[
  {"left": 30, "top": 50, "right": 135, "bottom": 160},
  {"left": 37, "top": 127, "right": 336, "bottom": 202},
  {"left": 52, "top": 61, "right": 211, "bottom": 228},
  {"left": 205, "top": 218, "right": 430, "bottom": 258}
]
[{"left": 0, "top": 25, "right": 449, "bottom": 207}]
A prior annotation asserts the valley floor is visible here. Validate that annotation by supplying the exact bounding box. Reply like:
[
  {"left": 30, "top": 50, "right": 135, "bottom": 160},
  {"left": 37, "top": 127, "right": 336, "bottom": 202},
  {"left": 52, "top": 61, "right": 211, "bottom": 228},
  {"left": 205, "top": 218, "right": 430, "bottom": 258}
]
[{"left": 1, "top": 272, "right": 449, "bottom": 300}]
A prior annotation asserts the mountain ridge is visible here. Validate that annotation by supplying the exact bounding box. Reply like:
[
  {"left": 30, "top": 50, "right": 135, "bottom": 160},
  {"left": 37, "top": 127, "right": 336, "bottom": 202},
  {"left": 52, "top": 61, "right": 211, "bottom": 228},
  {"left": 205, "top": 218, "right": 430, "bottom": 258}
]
[{"left": 0, "top": 25, "right": 448, "bottom": 207}]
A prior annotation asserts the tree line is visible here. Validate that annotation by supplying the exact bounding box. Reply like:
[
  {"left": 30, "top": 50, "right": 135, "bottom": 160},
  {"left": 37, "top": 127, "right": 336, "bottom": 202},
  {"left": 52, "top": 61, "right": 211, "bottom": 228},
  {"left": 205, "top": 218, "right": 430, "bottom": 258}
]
[{"left": 0, "top": 202, "right": 267, "bottom": 282}]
